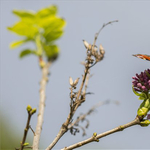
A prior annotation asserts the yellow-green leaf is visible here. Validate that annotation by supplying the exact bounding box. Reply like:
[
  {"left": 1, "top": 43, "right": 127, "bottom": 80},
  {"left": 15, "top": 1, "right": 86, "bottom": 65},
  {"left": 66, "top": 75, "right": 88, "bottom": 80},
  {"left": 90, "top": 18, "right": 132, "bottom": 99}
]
[
  {"left": 9, "top": 39, "right": 29, "bottom": 49},
  {"left": 36, "top": 5, "right": 57, "bottom": 18},
  {"left": 44, "top": 30, "right": 63, "bottom": 42},
  {"left": 43, "top": 44, "right": 59, "bottom": 60},
  {"left": 19, "top": 49, "right": 37, "bottom": 58},
  {"left": 13, "top": 10, "right": 35, "bottom": 18},
  {"left": 38, "top": 16, "right": 66, "bottom": 29},
  {"left": 7, "top": 21, "right": 38, "bottom": 38}
]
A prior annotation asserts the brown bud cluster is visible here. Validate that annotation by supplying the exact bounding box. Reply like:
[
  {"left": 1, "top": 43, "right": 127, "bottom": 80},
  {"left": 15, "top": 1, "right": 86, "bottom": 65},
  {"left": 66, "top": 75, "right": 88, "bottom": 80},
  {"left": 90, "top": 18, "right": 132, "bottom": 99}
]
[{"left": 83, "top": 40, "right": 105, "bottom": 65}]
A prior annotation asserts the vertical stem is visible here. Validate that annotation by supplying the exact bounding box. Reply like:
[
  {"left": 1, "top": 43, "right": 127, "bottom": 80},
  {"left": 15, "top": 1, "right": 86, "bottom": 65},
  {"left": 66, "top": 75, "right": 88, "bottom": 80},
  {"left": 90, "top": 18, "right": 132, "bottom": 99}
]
[
  {"left": 20, "top": 113, "right": 31, "bottom": 150},
  {"left": 32, "top": 62, "right": 51, "bottom": 150}
]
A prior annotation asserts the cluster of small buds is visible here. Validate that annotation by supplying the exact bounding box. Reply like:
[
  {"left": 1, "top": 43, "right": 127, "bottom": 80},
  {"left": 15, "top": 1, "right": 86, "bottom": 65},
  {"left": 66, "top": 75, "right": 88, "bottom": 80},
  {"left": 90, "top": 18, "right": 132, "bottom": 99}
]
[
  {"left": 83, "top": 40, "right": 105, "bottom": 64},
  {"left": 26, "top": 105, "right": 37, "bottom": 115},
  {"left": 132, "top": 69, "right": 150, "bottom": 92}
]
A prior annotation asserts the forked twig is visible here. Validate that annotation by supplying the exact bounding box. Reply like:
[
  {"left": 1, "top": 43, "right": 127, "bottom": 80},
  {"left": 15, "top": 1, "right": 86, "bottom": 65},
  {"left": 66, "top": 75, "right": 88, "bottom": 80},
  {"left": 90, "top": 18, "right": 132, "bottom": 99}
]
[
  {"left": 61, "top": 116, "right": 142, "bottom": 150},
  {"left": 46, "top": 20, "right": 118, "bottom": 150},
  {"left": 68, "top": 100, "right": 119, "bottom": 130}
]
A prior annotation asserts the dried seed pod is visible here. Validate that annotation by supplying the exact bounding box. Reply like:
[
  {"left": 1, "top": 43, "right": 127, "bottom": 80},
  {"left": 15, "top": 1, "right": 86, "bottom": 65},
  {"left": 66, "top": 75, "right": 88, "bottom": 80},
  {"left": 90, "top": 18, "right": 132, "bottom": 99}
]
[
  {"left": 74, "top": 78, "right": 80, "bottom": 86},
  {"left": 83, "top": 40, "right": 89, "bottom": 49},
  {"left": 99, "top": 44, "right": 105, "bottom": 55},
  {"left": 69, "top": 77, "right": 74, "bottom": 86},
  {"left": 92, "top": 45, "right": 98, "bottom": 53}
]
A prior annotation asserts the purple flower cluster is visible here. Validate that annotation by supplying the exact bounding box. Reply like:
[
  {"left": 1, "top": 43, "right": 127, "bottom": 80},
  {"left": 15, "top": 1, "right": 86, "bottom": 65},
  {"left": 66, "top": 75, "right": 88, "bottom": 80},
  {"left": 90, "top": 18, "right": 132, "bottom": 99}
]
[{"left": 132, "top": 69, "right": 150, "bottom": 92}]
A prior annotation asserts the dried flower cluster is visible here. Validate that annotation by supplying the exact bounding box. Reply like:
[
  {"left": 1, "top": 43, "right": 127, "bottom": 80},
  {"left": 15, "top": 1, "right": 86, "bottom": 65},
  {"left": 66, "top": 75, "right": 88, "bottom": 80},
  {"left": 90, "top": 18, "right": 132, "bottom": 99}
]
[
  {"left": 132, "top": 69, "right": 150, "bottom": 92},
  {"left": 83, "top": 40, "right": 105, "bottom": 67},
  {"left": 47, "top": 20, "right": 118, "bottom": 150},
  {"left": 68, "top": 40, "right": 105, "bottom": 135}
]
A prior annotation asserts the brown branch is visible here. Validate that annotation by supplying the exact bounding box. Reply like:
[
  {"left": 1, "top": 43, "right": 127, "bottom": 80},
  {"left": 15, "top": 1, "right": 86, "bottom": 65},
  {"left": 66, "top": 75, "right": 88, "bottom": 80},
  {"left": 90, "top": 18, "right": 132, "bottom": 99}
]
[
  {"left": 33, "top": 61, "right": 51, "bottom": 150},
  {"left": 82, "top": 72, "right": 91, "bottom": 96},
  {"left": 20, "top": 112, "right": 31, "bottom": 150},
  {"left": 19, "top": 105, "right": 36, "bottom": 150},
  {"left": 61, "top": 116, "right": 142, "bottom": 150},
  {"left": 92, "top": 20, "right": 118, "bottom": 48},
  {"left": 46, "top": 66, "right": 90, "bottom": 150},
  {"left": 68, "top": 100, "right": 119, "bottom": 130},
  {"left": 46, "top": 20, "right": 118, "bottom": 150}
]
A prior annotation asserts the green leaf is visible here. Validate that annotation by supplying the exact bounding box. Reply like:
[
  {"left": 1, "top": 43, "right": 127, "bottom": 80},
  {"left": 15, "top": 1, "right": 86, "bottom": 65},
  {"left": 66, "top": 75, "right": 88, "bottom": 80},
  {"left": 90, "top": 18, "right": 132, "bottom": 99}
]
[
  {"left": 132, "top": 86, "right": 147, "bottom": 100},
  {"left": 44, "top": 30, "right": 64, "bottom": 42},
  {"left": 36, "top": 5, "right": 57, "bottom": 18},
  {"left": 38, "top": 16, "right": 66, "bottom": 29},
  {"left": 139, "top": 93, "right": 147, "bottom": 100},
  {"left": 9, "top": 39, "right": 30, "bottom": 49},
  {"left": 43, "top": 44, "right": 59, "bottom": 60},
  {"left": 137, "top": 99, "right": 150, "bottom": 116},
  {"left": 13, "top": 10, "right": 35, "bottom": 18},
  {"left": 7, "top": 21, "right": 38, "bottom": 38},
  {"left": 19, "top": 49, "right": 37, "bottom": 58}
]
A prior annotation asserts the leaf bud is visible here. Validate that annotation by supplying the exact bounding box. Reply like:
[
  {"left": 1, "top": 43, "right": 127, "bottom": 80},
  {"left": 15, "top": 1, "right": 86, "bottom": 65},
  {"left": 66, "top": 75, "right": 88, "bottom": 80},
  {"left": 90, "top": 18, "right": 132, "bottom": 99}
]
[
  {"left": 39, "top": 61, "right": 46, "bottom": 68},
  {"left": 31, "top": 108, "right": 36, "bottom": 115},
  {"left": 140, "top": 120, "right": 150, "bottom": 127},
  {"left": 23, "top": 142, "right": 29, "bottom": 146},
  {"left": 26, "top": 105, "right": 32, "bottom": 112},
  {"left": 93, "top": 132, "right": 97, "bottom": 137},
  {"left": 137, "top": 107, "right": 148, "bottom": 116}
]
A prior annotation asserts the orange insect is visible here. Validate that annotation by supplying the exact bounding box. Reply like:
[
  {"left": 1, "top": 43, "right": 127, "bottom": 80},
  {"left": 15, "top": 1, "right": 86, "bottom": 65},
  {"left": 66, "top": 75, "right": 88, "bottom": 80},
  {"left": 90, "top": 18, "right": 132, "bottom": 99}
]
[{"left": 133, "top": 54, "right": 150, "bottom": 61}]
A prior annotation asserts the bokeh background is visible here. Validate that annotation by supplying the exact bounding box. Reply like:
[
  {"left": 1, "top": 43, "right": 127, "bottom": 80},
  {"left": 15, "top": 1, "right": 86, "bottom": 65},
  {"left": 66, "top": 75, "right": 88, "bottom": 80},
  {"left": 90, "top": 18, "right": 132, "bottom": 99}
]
[{"left": 1, "top": 1, "right": 150, "bottom": 150}]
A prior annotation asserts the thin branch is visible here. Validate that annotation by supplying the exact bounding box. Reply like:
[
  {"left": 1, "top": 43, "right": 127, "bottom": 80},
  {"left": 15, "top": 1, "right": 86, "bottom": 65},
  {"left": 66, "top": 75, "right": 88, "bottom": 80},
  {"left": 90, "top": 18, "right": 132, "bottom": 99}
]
[
  {"left": 32, "top": 61, "right": 51, "bottom": 150},
  {"left": 61, "top": 116, "right": 142, "bottom": 150},
  {"left": 68, "top": 100, "right": 118, "bottom": 129},
  {"left": 29, "top": 125, "right": 35, "bottom": 136},
  {"left": 19, "top": 105, "right": 36, "bottom": 150},
  {"left": 92, "top": 20, "right": 118, "bottom": 48},
  {"left": 82, "top": 72, "right": 91, "bottom": 95},
  {"left": 20, "top": 112, "right": 31, "bottom": 150},
  {"left": 46, "top": 20, "right": 118, "bottom": 150},
  {"left": 46, "top": 66, "right": 90, "bottom": 150}
]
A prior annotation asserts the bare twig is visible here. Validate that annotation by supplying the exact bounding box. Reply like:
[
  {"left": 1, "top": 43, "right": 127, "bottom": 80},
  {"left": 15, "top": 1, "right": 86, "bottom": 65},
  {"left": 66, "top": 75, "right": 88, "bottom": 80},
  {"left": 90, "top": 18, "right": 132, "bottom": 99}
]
[
  {"left": 46, "top": 20, "right": 118, "bottom": 150},
  {"left": 92, "top": 20, "right": 118, "bottom": 48},
  {"left": 46, "top": 66, "right": 90, "bottom": 150},
  {"left": 20, "top": 105, "right": 36, "bottom": 150},
  {"left": 82, "top": 72, "right": 91, "bottom": 95},
  {"left": 68, "top": 100, "right": 118, "bottom": 130},
  {"left": 29, "top": 125, "right": 35, "bottom": 136},
  {"left": 61, "top": 116, "right": 143, "bottom": 150},
  {"left": 20, "top": 112, "right": 31, "bottom": 150},
  {"left": 33, "top": 61, "right": 51, "bottom": 150}
]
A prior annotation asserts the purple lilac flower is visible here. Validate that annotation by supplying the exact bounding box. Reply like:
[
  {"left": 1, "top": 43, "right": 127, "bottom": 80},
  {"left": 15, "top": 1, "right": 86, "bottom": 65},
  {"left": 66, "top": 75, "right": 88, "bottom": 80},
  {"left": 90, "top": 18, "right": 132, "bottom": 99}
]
[{"left": 132, "top": 69, "right": 150, "bottom": 92}]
